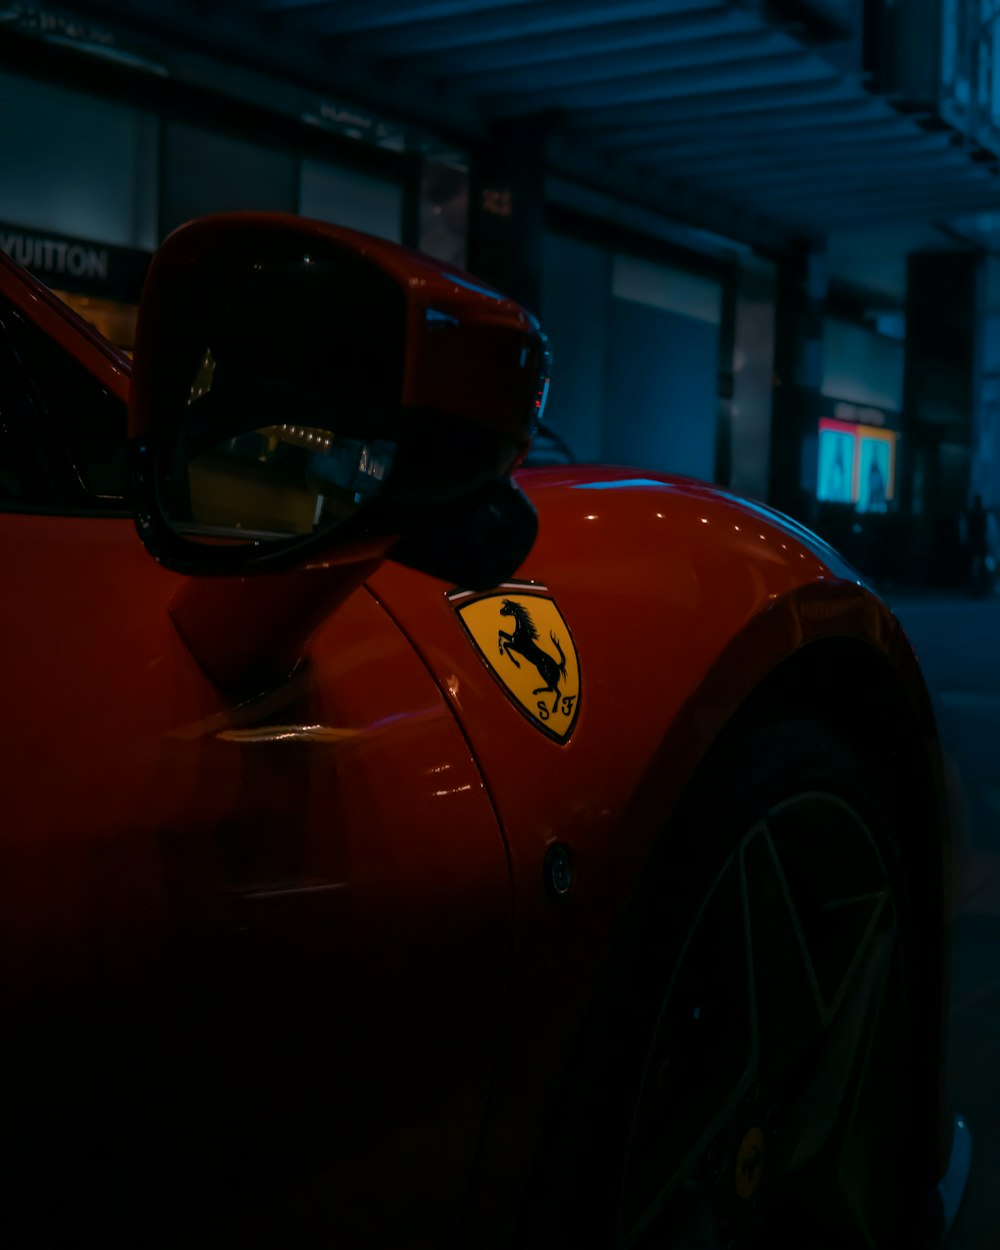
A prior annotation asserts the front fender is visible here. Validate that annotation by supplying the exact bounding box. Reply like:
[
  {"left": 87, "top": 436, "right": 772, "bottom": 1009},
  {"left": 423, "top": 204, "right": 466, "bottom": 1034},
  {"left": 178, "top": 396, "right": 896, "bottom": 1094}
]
[{"left": 366, "top": 466, "right": 949, "bottom": 1245}]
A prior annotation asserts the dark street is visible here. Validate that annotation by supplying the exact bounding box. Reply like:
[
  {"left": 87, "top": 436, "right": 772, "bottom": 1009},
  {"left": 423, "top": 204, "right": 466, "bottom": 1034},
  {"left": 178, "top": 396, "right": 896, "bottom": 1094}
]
[{"left": 890, "top": 593, "right": 1000, "bottom": 1249}]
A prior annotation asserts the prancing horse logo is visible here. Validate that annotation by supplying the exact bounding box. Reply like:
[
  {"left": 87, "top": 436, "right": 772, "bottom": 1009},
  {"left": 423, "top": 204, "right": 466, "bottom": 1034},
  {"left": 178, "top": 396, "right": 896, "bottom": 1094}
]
[
  {"left": 498, "top": 599, "right": 567, "bottom": 715},
  {"left": 735, "top": 1127, "right": 766, "bottom": 1200},
  {"left": 448, "top": 584, "right": 581, "bottom": 742}
]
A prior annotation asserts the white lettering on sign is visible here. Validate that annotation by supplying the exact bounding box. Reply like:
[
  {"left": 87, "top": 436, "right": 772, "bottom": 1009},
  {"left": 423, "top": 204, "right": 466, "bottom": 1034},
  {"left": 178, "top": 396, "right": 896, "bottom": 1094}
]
[
  {"left": 833, "top": 401, "right": 886, "bottom": 427},
  {"left": 319, "top": 103, "right": 373, "bottom": 131},
  {"left": 0, "top": 231, "right": 109, "bottom": 282},
  {"left": 0, "top": 4, "right": 116, "bottom": 47}
]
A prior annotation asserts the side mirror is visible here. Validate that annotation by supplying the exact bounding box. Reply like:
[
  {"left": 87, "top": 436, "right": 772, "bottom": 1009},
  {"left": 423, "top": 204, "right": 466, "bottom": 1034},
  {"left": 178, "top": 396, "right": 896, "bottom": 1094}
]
[{"left": 129, "top": 213, "right": 548, "bottom": 587}]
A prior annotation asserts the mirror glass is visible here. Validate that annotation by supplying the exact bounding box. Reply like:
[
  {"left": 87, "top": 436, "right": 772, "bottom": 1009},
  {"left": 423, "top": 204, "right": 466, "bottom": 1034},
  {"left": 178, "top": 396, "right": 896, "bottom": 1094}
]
[
  {"left": 147, "top": 238, "right": 407, "bottom": 548},
  {"left": 133, "top": 222, "right": 549, "bottom": 577},
  {"left": 174, "top": 351, "right": 395, "bottom": 540},
  {"left": 183, "top": 423, "right": 394, "bottom": 541}
]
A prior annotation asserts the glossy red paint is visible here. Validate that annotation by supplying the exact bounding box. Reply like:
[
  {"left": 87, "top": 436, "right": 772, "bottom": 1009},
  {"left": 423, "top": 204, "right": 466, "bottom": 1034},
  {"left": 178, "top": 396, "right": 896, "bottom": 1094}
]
[
  {"left": 1, "top": 512, "right": 511, "bottom": 1245},
  {"left": 0, "top": 247, "right": 129, "bottom": 398},
  {"left": 368, "top": 465, "right": 946, "bottom": 1242},
  {"left": 2, "top": 244, "right": 514, "bottom": 1241},
  {"left": 0, "top": 238, "right": 950, "bottom": 1246},
  {"left": 130, "top": 212, "right": 546, "bottom": 451}
]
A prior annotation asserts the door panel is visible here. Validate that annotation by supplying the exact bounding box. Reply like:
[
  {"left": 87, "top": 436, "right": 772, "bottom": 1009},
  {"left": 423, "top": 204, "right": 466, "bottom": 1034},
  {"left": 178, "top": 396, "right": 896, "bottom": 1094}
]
[{"left": 0, "top": 513, "right": 510, "bottom": 1248}]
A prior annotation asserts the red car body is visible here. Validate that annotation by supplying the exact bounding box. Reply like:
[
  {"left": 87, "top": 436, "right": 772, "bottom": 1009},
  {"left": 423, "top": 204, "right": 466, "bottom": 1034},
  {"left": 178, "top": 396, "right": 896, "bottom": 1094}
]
[{"left": 0, "top": 232, "right": 955, "bottom": 1248}]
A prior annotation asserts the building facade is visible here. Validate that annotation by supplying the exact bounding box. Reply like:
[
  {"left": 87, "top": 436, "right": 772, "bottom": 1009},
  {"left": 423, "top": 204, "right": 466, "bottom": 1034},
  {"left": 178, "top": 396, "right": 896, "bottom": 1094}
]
[{"left": 4, "top": 0, "right": 1000, "bottom": 584}]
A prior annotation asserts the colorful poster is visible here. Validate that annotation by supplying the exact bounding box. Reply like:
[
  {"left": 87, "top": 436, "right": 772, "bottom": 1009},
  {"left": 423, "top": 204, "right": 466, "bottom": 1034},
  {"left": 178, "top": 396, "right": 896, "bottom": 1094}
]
[
  {"left": 817, "top": 418, "right": 896, "bottom": 508},
  {"left": 857, "top": 433, "right": 893, "bottom": 512},
  {"left": 817, "top": 425, "right": 856, "bottom": 503}
]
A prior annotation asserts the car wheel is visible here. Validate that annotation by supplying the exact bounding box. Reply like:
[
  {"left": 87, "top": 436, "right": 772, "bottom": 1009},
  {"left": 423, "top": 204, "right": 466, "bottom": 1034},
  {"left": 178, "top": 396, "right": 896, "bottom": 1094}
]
[{"left": 528, "top": 714, "right": 923, "bottom": 1250}]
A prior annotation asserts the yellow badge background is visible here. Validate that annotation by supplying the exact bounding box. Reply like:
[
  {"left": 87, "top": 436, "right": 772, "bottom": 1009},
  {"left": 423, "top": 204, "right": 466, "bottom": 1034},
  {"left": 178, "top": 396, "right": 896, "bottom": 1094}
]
[{"left": 455, "top": 592, "right": 581, "bottom": 741}]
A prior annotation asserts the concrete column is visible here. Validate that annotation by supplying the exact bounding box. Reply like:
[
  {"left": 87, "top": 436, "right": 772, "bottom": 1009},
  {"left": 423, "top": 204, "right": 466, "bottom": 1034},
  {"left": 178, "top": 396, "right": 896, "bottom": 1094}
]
[
  {"left": 417, "top": 156, "right": 469, "bottom": 269},
  {"left": 903, "top": 250, "right": 984, "bottom": 582},
  {"left": 539, "top": 232, "right": 611, "bottom": 462},
  {"left": 467, "top": 118, "right": 548, "bottom": 314},
  {"left": 725, "top": 254, "right": 777, "bottom": 503},
  {"left": 770, "top": 243, "right": 827, "bottom": 527},
  {"left": 903, "top": 251, "right": 980, "bottom": 515}
]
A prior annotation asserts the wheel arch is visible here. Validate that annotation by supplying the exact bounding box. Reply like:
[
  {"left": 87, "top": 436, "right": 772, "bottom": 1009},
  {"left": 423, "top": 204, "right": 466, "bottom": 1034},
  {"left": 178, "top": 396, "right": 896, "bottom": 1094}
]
[
  {"left": 515, "top": 604, "right": 955, "bottom": 1247},
  {"left": 710, "top": 630, "right": 953, "bottom": 1189}
]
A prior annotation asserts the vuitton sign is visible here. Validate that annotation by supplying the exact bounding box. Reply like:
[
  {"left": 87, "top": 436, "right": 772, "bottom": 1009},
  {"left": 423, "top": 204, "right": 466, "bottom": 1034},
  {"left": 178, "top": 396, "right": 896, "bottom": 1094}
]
[
  {"left": 0, "top": 223, "right": 151, "bottom": 302},
  {"left": 1, "top": 231, "right": 109, "bottom": 280}
]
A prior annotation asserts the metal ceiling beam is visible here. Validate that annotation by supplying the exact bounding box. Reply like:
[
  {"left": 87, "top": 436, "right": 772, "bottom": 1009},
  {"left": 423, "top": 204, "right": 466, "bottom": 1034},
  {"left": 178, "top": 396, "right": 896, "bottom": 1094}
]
[
  {"left": 759, "top": 178, "right": 1000, "bottom": 213},
  {"left": 550, "top": 136, "right": 793, "bottom": 250},
  {"left": 785, "top": 189, "right": 1000, "bottom": 219},
  {"left": 590, "top": 102, "right": 890, "bottom": 151},
  {"left": 805, "top": 198, "right": 1000, "bottom": 229},
  {"left": 411, "top": 5, "right": 746, "bottom": 78},
  {"left": 792, "top": 196, "right": 1000, "bottom": 232},
  {"left": 810, "top": 195, "right": 1000, "bottom": 229},
  {"left": 701, "top": 155, "right": 977, "bottom": 196},
  {"left": 260, "top": 0, "right": 533, "bottom": 26},
  {"left": 563, "top": 74, "right": 852, "bottom": 131},
  {"left": 628, "top": 122, "right": 945, "bottom": 165},
  {"left": 446, "top": 29, "right": 795, "bottom": 97},
  {"left": 442, "top": 30, "right": 793, "bottom": 96},
  {"left": 302, "top": 0, "right": 718, "bottom": 45},
  {"left": 669, "top": 173, "right": 978, "bottom": 214},
  {"left": 655, "top": 132, "right": 954, "bottom": 178},
  {"left": 489, "top": 49, "right": 825, "bottom": 116},
  {"left": 754, "top": 164, "right": 999, "bottom": 199}
]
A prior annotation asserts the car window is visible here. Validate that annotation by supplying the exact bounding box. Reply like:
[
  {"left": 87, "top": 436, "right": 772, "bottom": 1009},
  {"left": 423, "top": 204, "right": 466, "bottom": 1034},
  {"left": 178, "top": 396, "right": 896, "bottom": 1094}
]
[
  {"left": 0, "top": 301, "right": 129, "bottom": 512},
  {"left": 0, "top": 312, "right": 62, "bottom": 510},
  {"left": 0, "top": 379, "right": 45, "bottom": 506}
]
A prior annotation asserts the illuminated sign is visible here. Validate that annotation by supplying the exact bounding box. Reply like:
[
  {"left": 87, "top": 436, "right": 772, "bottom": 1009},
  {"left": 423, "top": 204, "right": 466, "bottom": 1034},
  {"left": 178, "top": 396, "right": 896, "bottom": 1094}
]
[
  {"left": 0, "top": 4, "right": 166, "bottom": 72},
  {"left": 817, "top": 418, "right": 896, "bottom": 511},
  {"left": 819, "top": 396, "right": 895, "bottom": 429},
  {"left": 817, "top": 420, "right": 855, "bottom": 504},
  {"left": 0, "top": 221, "right": 151, "bottom": 301},
  {"left": 301, "top": 100, "right": 411, "bottom": 151},
  {"left": 0, "top": 230, "right": 108, "bottom": 281},
  {"left": 0, "top": 4, "right": 115, "bottom": 46}
]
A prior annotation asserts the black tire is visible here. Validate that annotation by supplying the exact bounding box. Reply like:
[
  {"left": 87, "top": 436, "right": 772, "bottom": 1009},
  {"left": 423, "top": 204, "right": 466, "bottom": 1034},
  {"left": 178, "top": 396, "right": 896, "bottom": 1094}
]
[{"left": 521, "top": 713, "right": 923, "bottom": 1250}]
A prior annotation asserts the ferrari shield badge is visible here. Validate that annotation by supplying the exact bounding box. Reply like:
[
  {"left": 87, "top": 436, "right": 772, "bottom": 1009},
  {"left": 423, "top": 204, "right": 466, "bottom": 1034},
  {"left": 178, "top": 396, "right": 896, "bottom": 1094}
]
[{"left": 449, "top": 583, "right": 581, "bottom": 742}]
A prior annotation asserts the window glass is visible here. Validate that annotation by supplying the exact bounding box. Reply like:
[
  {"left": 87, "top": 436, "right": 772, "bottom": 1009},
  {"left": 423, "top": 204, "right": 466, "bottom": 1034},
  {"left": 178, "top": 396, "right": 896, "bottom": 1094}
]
[
  {"left": 0, "top": 372, "right": 42, "bottom": 506},
  {"left": 2, "top": 302, "right": 128, "bottom": 509}
]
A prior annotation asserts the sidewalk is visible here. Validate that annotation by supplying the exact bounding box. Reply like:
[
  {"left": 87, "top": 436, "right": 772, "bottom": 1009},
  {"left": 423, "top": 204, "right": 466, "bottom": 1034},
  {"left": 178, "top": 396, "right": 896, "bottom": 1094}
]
[{"left": 887, "top": 594, "right": 1000, "bottom": 1248}]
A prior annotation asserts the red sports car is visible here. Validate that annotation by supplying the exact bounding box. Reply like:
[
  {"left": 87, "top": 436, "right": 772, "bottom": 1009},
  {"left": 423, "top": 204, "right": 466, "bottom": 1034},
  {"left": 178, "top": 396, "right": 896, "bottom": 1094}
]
[{"left": 0, "top": 214, "right": 969, "bottom": 1249}]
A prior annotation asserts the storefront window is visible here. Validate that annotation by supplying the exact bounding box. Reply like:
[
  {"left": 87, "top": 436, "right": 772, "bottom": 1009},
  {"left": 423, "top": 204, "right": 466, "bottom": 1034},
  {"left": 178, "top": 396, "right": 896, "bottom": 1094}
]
[
  {"left": 51, "top": 290, "right": 137, "bottom": 355},
  {"left": 0, "top": 69, "right": 157, "bottom": 250}
]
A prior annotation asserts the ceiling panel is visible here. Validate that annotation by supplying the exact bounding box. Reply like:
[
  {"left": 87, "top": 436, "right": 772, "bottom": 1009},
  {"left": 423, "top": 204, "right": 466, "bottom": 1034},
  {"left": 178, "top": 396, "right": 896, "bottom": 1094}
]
[
  {"left": 47, "top": 0, "right": 1000, "bottom": 248},
  {"left": 413, "top": 7, "right": 752, "bottom": 78},
  {"left": 327, "top": 0, "right": 722, "bottom": 55},
  {"left": 438, "top": 29, "right": 789, "bottom": 95}
]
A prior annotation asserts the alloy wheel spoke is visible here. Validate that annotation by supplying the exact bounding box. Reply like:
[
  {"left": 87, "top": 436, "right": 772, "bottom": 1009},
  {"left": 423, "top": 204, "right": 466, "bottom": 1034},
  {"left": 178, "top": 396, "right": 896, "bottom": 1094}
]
[
  {"left": 742, "top": 822, "right": 827, "bottom": 1083},
  {"left": 775, "top": 914, "right": 893, "bottom": 1173},
  {"left": 829, "top": 924, "right": 907, "bottom": 1249},
  {"left": 772, "top": 921, "right": 902, "bottom": 1249},
  {"left": 761, "top": 795, "right": 906, "bottom": 1247},
  {"left": 619, "top": 850, "right": 757, "bottom": 1247},
  {"left": 619, "top": 791, "right": 908, "bottom": 1250}
]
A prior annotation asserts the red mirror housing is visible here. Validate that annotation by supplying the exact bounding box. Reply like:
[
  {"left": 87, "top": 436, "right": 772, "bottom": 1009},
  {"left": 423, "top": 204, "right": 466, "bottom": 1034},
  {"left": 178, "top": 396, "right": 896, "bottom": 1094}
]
[{"left": 128, "top": 212, "right": 548, "bottom": 585}]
